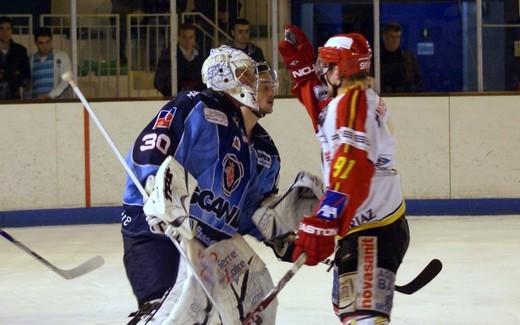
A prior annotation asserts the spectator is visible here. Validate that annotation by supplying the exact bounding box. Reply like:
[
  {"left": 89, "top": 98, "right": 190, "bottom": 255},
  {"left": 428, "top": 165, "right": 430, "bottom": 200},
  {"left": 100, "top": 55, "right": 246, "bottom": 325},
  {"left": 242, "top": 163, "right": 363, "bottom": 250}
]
[
  {"left": 154, "top": 23, "right": 205, "bottom": 97},
  {"left": 30, "top": 28, "right": 72, "bottom": 99},
  {"left": 228, "top": 18, "right": 265, "bottom": 63},
  {"left": 380, "top": 22, "right": 422, "bottom": 93},
  {"left": 0, "top": 16, "right": 30, "bottom": 100}
]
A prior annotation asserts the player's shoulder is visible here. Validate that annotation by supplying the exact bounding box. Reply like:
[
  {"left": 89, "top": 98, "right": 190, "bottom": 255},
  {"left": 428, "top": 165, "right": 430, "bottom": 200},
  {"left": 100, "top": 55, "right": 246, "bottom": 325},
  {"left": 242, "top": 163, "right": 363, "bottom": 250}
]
[
  {"left": 364, "top": 87, "right": 381, "bottom": 103},
  {"left": 171, "top": 90, "right": 204, "bottom": 111},
  {"left": 252, "top": 123, "right": 280, "bottom": 158}
]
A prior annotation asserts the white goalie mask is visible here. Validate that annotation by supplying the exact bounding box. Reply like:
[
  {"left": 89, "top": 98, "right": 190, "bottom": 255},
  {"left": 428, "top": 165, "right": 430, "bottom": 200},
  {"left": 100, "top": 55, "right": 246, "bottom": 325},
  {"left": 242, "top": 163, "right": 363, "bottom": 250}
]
[{"left": 202, "top": 45, "right": 261, "bottom": 112}]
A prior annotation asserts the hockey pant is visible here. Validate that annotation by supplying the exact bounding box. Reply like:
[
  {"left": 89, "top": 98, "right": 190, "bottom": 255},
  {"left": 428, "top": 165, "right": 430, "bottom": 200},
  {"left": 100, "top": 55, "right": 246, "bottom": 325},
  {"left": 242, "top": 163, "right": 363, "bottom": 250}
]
[
  {"left": 332, "top": 216, "right": 409, "bottom": 323},
  {"left": 123, "top": 230, "right": 180, "bottom": 307}
]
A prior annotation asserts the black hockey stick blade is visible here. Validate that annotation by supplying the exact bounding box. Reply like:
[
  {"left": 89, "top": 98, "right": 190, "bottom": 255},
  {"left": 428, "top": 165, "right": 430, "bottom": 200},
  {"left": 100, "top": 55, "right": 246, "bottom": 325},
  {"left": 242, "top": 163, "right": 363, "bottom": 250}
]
[
  {"left": 1, "top": 228, "right": 105, "bottom": 280},
  {"left": 395, "top": 258, "right": 443, "bottom": 295}
]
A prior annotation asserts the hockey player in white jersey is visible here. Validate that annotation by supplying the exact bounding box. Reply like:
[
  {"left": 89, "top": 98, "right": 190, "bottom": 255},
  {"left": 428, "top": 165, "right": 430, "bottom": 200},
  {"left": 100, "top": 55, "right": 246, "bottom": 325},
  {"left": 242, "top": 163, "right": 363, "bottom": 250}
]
[{"left": 279, "top": 26, "right": 410, "bottom": 324}]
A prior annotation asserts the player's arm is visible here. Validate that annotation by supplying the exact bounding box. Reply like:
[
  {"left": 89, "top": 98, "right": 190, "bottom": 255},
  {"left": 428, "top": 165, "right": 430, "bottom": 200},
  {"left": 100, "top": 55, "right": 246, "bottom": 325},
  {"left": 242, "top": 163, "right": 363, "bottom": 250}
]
[
  {"left": 292, "top": 90, "right": 375, "bottom": 266},
  {"left": 279, "top": 25, "right": 327, "bottom": 131}
]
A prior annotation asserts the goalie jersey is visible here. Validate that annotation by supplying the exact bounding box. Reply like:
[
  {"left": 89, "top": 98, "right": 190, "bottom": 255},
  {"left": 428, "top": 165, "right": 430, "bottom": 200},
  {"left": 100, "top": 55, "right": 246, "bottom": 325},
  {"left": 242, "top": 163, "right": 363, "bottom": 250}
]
[{"left": 121, "top": 90, "right": 280, "bottom": 245}]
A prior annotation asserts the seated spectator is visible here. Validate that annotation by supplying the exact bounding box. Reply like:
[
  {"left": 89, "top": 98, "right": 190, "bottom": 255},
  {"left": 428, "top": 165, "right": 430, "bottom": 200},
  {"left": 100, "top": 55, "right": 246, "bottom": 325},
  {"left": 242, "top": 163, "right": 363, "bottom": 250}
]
[
  {"left": 154, "top": 23, "right": 205, "bottom": 97},
  {"left": 0, "top": 16, "right": 30, "bottom": 100},
  {"left": 381, "top": 22, "right": 422, "bottom": 93},
  {"left": 30, "top": 28, "right": 72, "bottom": 99},
  {"left": 228, "top": 18, "right": 265, "bottom": 63}
]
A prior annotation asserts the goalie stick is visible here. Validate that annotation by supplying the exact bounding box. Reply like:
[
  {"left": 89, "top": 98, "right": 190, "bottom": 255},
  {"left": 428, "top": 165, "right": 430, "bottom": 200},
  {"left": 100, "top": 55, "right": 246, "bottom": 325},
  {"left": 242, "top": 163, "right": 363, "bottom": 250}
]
[
  {"left": 62, "top": 72, "right": 230, "bottom": 325},
  {"left": 0, "top": 228, "right": 104, "bottom": 280},
  {"left": 242, "top": 253, "right": 307, "bottom": 325},
  {"left": 323, "top": 257, "right": 443, "bottom": 295}
]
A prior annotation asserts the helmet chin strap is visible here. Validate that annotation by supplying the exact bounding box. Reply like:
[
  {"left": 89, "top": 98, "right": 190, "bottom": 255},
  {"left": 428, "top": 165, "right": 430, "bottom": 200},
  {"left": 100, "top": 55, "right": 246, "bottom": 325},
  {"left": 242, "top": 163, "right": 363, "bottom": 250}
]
[{"left": 253, "top": 110, "right": 265, "bottom": 118}]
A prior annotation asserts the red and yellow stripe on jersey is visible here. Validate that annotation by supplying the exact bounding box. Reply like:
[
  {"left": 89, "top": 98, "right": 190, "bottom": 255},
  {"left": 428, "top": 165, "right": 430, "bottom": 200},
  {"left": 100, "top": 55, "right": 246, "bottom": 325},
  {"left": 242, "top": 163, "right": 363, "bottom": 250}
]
[{"left": 327, "top": 86, "right": 375, "bottom": 237}]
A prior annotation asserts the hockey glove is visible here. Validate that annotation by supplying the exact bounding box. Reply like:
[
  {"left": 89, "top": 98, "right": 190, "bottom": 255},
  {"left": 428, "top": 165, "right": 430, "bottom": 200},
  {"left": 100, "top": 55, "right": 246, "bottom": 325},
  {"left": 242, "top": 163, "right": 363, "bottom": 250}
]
[
  {"left": 279, "top": 24, "right": 316, "bottom": 85},
  {"left": 292, "top": 216, "right": 338, "bottom": 266},
  {"left": 143, "top": 156, "right": 197, "bottom": 240}
]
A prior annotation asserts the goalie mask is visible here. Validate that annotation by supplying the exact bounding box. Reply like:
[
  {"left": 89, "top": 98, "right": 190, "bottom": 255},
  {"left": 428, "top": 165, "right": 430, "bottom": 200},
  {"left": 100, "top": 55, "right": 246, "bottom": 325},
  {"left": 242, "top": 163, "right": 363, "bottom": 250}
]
[
  {"left": 316, "top": 33, "right": 372, "bottom": 79},
  {"left": 202, "top": 45, "right": 262, "bottom": 112}
]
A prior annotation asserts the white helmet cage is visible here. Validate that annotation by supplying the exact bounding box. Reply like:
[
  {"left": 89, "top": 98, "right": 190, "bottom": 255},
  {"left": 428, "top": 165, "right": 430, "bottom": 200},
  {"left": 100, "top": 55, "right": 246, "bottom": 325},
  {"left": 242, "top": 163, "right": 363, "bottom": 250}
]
[{"left": 202, "top": 45, "right": 261, "bottom": 111}]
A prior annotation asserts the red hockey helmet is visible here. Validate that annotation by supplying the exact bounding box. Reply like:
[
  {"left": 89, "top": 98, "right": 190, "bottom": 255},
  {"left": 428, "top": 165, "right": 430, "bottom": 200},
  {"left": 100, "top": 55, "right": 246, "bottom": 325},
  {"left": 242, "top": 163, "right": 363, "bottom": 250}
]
[{"left": 317, "top": 33, "right": 372, "bottom": 78}]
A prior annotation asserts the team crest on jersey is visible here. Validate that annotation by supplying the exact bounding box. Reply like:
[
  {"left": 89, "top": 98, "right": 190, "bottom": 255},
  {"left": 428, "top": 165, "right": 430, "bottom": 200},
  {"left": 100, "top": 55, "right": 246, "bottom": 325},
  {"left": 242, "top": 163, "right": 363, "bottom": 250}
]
[
  {"left": 232, "top": 136, "right": 241, "bottom": 151},
  {"left": 222, "top": 154, "right": 244, "bottom": 196},
  {"left": 204, "top": 108, "right": 229, "bottom": 126},
  {"left": 256, "top": 150, "right": 272, "bottom": 168},
  {"left": 153, "top": 107, "right": 177, "bottom": 129},
  {"left": 316, "top": 190, "right": 348, "bottom": 220}
]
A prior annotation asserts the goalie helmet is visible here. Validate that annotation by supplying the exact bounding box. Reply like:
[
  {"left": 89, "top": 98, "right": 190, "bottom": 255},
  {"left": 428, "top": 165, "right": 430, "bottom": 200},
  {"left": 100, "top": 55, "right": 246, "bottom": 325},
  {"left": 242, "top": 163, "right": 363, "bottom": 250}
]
[
  {"left": 317, "top": 33, "right": 372, "bottom": 79},
  {"left": 202, "top": 45, "right": 260, "bottom": 111}
]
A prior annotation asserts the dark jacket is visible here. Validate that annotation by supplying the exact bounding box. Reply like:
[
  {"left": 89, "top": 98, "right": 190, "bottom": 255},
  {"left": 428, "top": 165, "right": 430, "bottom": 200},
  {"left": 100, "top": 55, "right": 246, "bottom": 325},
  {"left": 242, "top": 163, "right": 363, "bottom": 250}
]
[
  {"left": 380, "top": 48, "right": 422, "bottom": 93},
  {"left": 0, "top": 40, "right": 31, "bottom": 100},
  {"left": 229, "top": 42, "right": 265, "bottom": 63},
  {"left": 154, "top": 46, "right": 205, "bottom": 97}
]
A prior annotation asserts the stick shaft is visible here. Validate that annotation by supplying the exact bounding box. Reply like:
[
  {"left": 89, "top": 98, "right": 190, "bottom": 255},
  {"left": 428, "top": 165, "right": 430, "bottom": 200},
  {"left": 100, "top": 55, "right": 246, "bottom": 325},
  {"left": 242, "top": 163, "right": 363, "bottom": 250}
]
[
  {"left": 64, "top": 77, "right": 229, "bottom": 323},
  {"left": 68, "top": 79, "right": 147, "bottom": 200}
]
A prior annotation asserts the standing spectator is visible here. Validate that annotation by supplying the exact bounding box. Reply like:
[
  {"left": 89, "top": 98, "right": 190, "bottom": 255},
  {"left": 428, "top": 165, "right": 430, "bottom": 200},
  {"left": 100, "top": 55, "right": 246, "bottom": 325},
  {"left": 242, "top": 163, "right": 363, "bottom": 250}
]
[
  {"left": 0, "top": 16, "right": 30, "bottom": 100},
  {"left": 228, "top": 18, "right": 265, "bottom": 63},
  {"left": 380, "top": 22, "right": 422, "bottom": 93},
  {"left": 154, "top": 23, "right": 205, "bottom": 97},
  {"left": 30, "top": 28, "right": 72, "bottom": 99}
]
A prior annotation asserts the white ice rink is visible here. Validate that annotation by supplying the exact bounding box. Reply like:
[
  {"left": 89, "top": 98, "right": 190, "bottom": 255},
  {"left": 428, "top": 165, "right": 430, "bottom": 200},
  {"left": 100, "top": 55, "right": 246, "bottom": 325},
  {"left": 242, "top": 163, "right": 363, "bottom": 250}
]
[{"left": 1, "top": 215, "right": 520, "bottom": 325}]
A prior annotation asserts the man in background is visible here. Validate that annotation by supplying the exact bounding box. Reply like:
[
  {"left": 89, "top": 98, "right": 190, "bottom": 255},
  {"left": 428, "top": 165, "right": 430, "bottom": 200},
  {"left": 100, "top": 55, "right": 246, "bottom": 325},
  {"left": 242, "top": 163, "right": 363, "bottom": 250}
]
[
  {"left": 229, "top": 18, "right": 265, "bottom": 63},
  {"left": 0, "top": 16, "right": 30, "bottom": 100},
  {"left": 154, "top": 23, "right": 205, "bottom": 97},
  {"left": 30, "top": 28, "right": 72, "bottom": 99},
  {"left": 380, "top": 22, "right": 422, "bottom": 93}
]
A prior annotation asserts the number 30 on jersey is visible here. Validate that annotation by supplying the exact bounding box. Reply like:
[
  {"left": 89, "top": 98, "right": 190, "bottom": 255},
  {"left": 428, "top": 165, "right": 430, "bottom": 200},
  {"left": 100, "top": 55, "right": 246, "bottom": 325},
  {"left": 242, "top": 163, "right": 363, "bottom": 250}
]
[{"left": 139, "top": 133, "right": 171, "bottom": 155}]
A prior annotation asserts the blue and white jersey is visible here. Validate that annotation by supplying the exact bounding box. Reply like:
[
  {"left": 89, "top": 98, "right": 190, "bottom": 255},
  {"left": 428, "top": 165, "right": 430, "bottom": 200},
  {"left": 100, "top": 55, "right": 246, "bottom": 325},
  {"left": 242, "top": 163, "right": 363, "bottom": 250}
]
[{"left": 121, "top": 90, "right": 280, "bottom": 245}]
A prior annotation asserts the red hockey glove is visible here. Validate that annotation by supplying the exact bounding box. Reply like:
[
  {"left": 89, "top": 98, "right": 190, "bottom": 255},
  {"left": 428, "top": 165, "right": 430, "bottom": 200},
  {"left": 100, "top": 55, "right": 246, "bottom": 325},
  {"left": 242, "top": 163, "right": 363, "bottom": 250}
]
[
  {"left": 292, "top": 216, "right": 338, "bottom": 266},
  {"left": 279, "top": 24, "right": 316, "bottom": 84}
]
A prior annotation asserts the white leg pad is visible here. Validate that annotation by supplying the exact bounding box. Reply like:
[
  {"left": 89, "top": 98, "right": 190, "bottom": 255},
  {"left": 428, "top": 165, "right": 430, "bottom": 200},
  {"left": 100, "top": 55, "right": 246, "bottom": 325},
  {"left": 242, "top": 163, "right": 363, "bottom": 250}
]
[{"left": 162, "top": 236, "right": 277, "bottom": 324}]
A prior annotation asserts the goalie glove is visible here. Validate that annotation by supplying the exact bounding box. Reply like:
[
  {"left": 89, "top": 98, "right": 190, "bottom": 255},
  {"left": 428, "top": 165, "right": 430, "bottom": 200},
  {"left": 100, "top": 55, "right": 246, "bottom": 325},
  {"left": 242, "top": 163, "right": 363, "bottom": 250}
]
[
  {"left": 253, "top": 171, "right": 323, "bottom": 241},
  {"left": 143, "top": 156, "right": 198, "bottom": 240},
  {"left": 279, "top": 24, "right": 316, "bottom": 85}
]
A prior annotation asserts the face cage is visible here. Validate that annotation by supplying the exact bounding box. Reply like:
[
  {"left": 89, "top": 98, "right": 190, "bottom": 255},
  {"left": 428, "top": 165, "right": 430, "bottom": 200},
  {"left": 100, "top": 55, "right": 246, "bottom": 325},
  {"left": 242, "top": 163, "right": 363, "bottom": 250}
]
[{"left": 257, "top": 61, "right": 279, "bottom": 95}]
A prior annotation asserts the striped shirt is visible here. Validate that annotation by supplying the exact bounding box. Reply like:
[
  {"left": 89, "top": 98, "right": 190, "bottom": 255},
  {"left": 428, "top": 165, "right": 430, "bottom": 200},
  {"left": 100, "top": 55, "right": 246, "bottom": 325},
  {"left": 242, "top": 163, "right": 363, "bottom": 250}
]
[{"left": 32, "top": 53, "right": 54, "bottom": 98}]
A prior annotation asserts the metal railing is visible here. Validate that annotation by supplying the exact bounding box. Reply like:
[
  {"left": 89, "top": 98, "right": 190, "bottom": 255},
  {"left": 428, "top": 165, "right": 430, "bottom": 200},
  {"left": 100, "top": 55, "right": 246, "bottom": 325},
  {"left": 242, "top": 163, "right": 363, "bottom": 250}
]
[
  {"left": 126, "top": 13, "right": 170, "bottom": 97},
  {"left": 40, "top": 14, "right": 121, "bottom": 98},
  {"left": 181, "top": 12, "right": 233, "bottom": 54}
]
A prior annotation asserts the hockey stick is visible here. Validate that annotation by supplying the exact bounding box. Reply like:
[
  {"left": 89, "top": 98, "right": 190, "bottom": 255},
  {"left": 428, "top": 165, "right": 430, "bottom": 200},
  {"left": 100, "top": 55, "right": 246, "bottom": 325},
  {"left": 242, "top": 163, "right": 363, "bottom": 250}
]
[
  {"left": 242, "top": 253, "right": 307, "bottom": 325},
  {"left": 62, "top": 73, "right": 230, "bottom": 324},
  {"left": 395, "top": 258, "right": 442, "bottom": 295},
  {"left": 322, "top": 258, "right": 442, "bottom": 295},
  {"left": 0, "top": 228, "right": 104, "bottom": 280}
]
